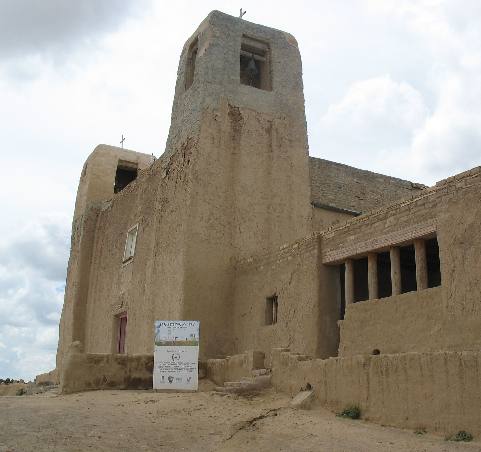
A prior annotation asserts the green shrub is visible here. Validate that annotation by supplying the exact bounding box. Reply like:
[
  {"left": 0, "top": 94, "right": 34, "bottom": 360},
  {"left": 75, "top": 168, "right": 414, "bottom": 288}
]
[
  {"left": 414, "top": 429, "right": 426, "bottom": 435},
  {"left": 448, "top": 431, "right": 473, "bottom": 442},
  {"left": 337, "top": 406, "right": 361, "bottom": 420},
  {"left": 16, "top": 388, "right": 26, "bottom": 396}
]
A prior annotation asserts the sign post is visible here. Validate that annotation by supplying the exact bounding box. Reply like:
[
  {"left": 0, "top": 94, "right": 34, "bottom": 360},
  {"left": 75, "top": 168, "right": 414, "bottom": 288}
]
[{"left": 153, "top": 321, "right": 199, "bottom": 390}]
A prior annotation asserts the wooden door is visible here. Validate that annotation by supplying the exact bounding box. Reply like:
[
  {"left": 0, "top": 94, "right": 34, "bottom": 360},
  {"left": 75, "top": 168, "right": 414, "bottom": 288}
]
[{"left": 117, "top": 313, "right": 127, "bottom": 354}]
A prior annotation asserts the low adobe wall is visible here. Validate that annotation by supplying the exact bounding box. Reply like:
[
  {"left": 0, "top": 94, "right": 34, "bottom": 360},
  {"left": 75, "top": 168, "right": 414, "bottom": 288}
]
[
  {"left": 60, "top": 353, "right": 153, "bottom": 394},
  {"left": 35, "top": 368, "right": 59, "bottom": 386},
  {"left": 271, "top": 349, "right": 481, "bottom": 436},
  {"left": 206, "top": 350, "right": 265, "bottom": 385}
]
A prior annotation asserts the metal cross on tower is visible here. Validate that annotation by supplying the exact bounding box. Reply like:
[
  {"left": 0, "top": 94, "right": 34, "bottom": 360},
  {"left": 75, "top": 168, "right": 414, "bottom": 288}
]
[
  {"left": 239, "top": 8, "right": 246, "bottom": 19},
  {"left": 120, "top": 134, "right": 126, "bottom": 149}
]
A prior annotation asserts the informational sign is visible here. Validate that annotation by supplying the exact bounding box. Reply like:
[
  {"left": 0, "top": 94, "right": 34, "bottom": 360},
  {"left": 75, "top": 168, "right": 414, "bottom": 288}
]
[{"left": 153, "top": 320, "right": 199, "bottom": 391}]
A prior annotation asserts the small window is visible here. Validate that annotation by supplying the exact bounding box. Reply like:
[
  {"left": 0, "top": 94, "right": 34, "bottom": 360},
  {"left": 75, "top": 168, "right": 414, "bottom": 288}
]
[
  {"left": 400, "top": 244, "right": 417, "bottom": 293},
  {"left": 377, "top": 251, "right": 392, "bottom": 299},
  {"left": 265, "top": 295, "right": 278, "bottom": 325},
  {"left": 114, "top": 160, "right": 138, "bottom": 193},
  {"left": 185, "top": 37, "right": 198, "bottom": 91},
  {"left": 339, "top": 263, "right": 345, "bottom": 320},
  {"left": 123, "top": 225, "right": 138, "bottom": 262},
  {"left": 353, "top": 257, "right": 369, "bottom": 302},
  {"left": 426, "top": 237, "right": 441, "bottom": 288},
  {"left": 240, "top": 36, "right": 271, "bottom": 91}
]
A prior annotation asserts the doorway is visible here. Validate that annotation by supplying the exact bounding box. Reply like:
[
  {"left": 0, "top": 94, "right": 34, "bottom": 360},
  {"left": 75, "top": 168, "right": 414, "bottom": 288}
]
[{"left": 116, "top": 313, "right": 127, "bottom": 354}]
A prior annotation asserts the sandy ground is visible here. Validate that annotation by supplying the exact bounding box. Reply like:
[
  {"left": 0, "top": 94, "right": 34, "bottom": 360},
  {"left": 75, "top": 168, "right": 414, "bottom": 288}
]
[{"left": 1, "top": 382, "right": 480, "bottom": 452}]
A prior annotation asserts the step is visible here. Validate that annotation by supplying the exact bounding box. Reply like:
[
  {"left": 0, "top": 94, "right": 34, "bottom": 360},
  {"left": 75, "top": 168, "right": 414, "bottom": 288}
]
[{"left": 251, "top": 368, "right": 270, "bottom": 377}]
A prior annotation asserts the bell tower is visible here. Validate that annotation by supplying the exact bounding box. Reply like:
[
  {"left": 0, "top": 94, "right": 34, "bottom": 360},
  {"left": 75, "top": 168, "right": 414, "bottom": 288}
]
[
  {"left": 166, "top": 10, "right": 311, "bottom": 254},
  {"left": 161, "top": 11, "right": 312, "bottom": 356}
]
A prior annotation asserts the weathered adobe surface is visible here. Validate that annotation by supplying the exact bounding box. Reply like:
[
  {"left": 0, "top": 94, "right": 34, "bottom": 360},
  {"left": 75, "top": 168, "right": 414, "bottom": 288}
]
[
  {"left": 231, "top": 235, "right": 340, "bottom": 360},
  {"left": 309, "top": 156, "right": 425, "bottom": 214},
  {"left": 58, "top": 10, "right": 316, "bottom": 366},
  {"left": 271, "top": 348, "right": 481, "bottom": 437},
  {"left": 56, "top": 345, "right": 481, "bottom": 440},
  {"left": 322, "top": 166, "right": 481, "bottom": 356},
  {"left": 230, "top": 165, "right": 481, "bottom": 359},
  {"left": 60, "top": 352, "right": 153, "bottom": 394},
  {"left": 82, "top": 138, "right": 195, "bottom": 356}
]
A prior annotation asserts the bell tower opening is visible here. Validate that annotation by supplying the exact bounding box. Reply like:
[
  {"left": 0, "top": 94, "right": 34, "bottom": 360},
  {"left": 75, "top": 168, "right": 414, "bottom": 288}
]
[
  {"left": 114, "top": 160, "right": 138, "bottom": 194},
  {"left": 185, "top": 37, "right": 198, "bottom": 91},
  {"left": 240, "top": 36, "right": 271, "bottom": 91}
]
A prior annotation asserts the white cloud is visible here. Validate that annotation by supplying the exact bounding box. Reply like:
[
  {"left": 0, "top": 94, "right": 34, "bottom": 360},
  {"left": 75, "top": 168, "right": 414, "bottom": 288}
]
[
  {"left": 0, "top": 0, "right": 150, "bottom": 61},
  {"left": 319, "top": 75, "right": 429, "bottom": 178},
  {"left": 0, "top": 217, "right": 69, "bottom": 380},
  {"left": 317, "top": 1, "right": 481, "bottom": 184}
]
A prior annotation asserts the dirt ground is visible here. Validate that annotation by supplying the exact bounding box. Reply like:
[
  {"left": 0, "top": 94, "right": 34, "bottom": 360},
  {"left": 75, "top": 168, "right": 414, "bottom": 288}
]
[{"left": 1, "top": 382, "right": 480, "bottom": 452}]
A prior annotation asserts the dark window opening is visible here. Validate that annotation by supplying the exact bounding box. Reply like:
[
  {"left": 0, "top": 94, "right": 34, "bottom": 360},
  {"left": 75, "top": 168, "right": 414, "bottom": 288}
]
[
  {"left": 400, "top": 244, "right": 417, "bottom": 293},
  {"left": 377, "top": 251, "right": 392, "bottom": 299},
  {"left": 339, "top": 263, "right": 345, "bottom": 320},
  {"left": 353, "top": 257, "right": 369, "bottom": 302},
  {"left": 426, "top": 237, "right": 441, "bottom": 288},
  {"left": 240, "top": 36, "right": 271, "bottom": 91},
  {"left": 265, "top": 295, "right": 278, "bottom": 325},
  {"left": 114, "top": 161, "right": 138, "bottom": 193},
  {"left": 184, "top": 37, "right": 198, "bottom": 91}
]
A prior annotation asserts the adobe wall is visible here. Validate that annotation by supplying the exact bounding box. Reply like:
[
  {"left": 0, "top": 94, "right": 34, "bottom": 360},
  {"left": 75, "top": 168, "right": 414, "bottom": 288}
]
[
  {"left": 205, "top": 350, "right": 265, "bottom": 385},
  {"left": 231, "top": 235, "right": 341, "bottom": 359},
  {"left": 57, "top": 206, "right": 100, "bottom": 373},
  {"left": 35, "top": 368, "right": 59, "bottom": 386},
  {"left": 73, "top": 145, "right": 154, "bottom": 220},
  {"left": 172, "top": 10, "right": 311, "bottom": 258},
  {"left": 311, "top": 205, "right": 356, "bottom": 233},
  {"left": 58, "top": 12, "right": 316, "bottom": 367},
  {"left": 56, "top": 146, "right": 154, "bottom": 372},
  {"left": 339, "top": 288, "right": 445, "bottom": 356},
  {"left": 162, "top": 11, "right": 313, "bottom": 357},
  {"left": 322, "top": 166, "right": 481, "bottom": 356},
  {"left": 309, "top": 157, "right": 425, "bottom": 214},
  {"left": 83, "top": 140, "right": 194, "bottom": 356},
  {"left": 271, "top": 349, "right": 481, "bottom": 437},
  {"left": 60, "top": 352, "right": 153, "bottom": 394}
]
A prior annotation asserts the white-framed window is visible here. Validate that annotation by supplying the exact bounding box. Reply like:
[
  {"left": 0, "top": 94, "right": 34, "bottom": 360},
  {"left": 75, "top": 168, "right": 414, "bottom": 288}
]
[{"left": 123, "top": 224, "right": 138, "bottom": 262}]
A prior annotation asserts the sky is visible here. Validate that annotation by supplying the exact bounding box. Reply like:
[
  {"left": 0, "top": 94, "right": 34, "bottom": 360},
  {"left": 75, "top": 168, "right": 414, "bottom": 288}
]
[{"left": 1, "top": 0, "right": 480, "bottom": 380}]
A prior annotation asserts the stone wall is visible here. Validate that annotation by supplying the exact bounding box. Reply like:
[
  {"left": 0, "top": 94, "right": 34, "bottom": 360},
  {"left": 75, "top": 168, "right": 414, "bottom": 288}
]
[
  {"left": 271, "top": 349, "right": 481, "bottom": 436},
  {"left": 309, "top": 157, "right": 425, "bottom": 214}
]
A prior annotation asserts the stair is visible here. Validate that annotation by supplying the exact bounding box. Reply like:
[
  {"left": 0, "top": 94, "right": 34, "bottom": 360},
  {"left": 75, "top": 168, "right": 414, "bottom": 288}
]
[{"left": 214, "top": 369, "right": 271, "bottom": 394}]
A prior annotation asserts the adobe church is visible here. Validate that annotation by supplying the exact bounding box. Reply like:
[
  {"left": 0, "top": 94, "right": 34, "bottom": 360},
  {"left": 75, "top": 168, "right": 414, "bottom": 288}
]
[{"left": 48, "top": 11, "right": 481, "bottom": 436}]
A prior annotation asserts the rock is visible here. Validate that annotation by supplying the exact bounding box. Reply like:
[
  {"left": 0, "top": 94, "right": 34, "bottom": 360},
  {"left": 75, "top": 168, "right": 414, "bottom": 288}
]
[{"left": 290, "top": 390, "right": 314, "bottom": 409}]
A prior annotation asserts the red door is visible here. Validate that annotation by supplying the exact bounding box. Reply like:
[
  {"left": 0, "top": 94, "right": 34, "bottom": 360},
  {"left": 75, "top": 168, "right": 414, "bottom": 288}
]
[{"left": 117, "top": 314, "right": 127, "bottom": 354}]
